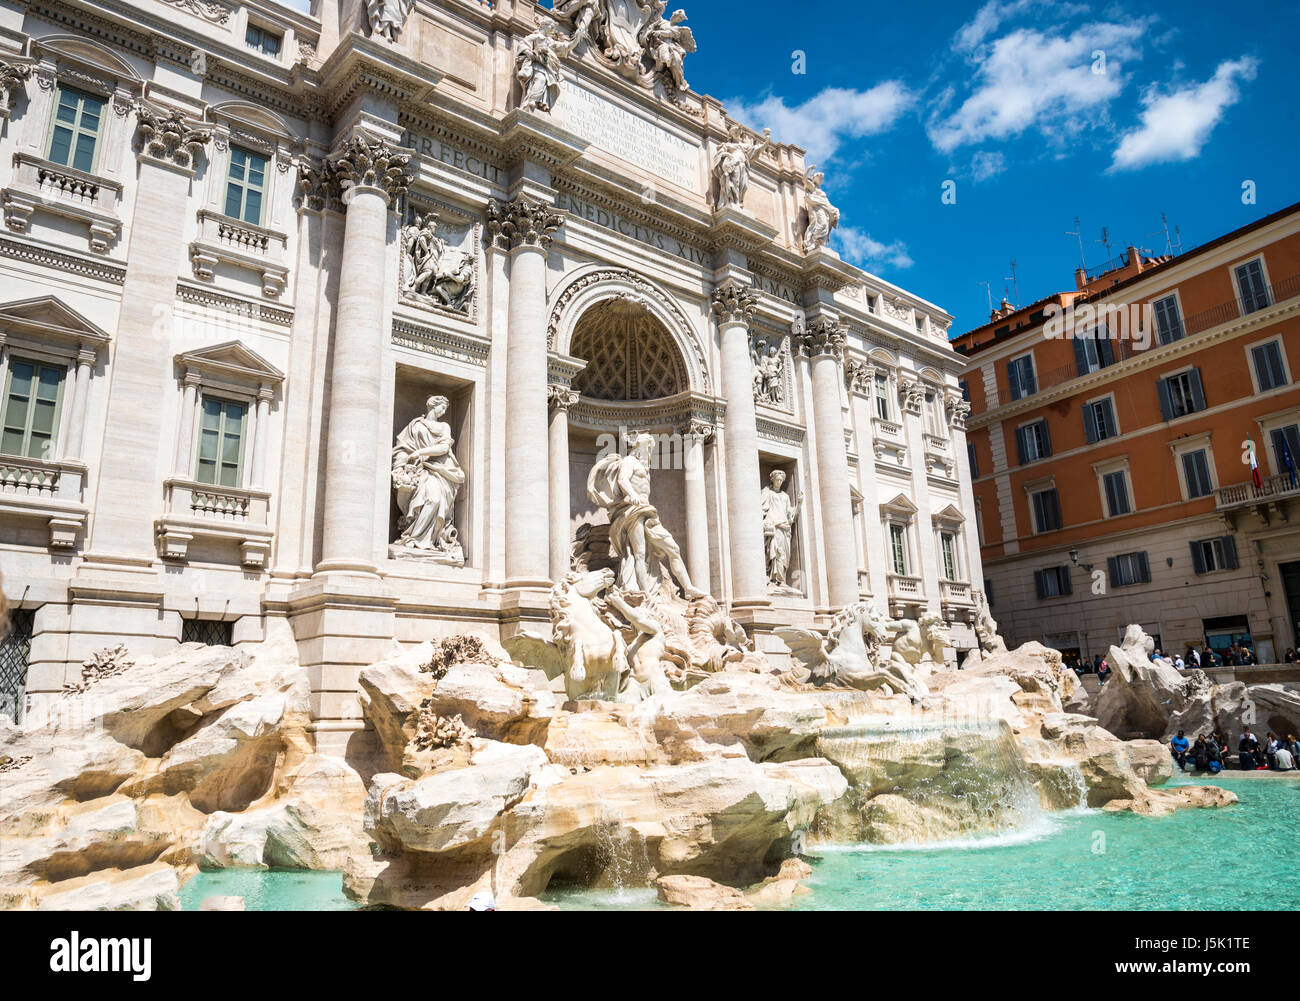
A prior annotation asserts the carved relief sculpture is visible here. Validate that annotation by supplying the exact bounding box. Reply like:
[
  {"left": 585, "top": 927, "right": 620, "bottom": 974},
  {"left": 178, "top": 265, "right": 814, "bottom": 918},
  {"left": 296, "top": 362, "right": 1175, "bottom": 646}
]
[
  {"left": 136, "top": 105, "right": 212, "bottom": 169},
  {"left": 777, "top": 601, "right": 930, "bottom": 695},
  {"left": 515, "top": 26, "right": 574, "bottom": 113},
  {"left": 0, "top": 61, "right": 31, "bottom": 117},
  {"left": 886, "top": 614, "right": 952, "bottom": 686},
  {"left": 750, "top": 336, "right": 784, "bottom": 406},
  {"left": 801, "top": 165, "right": 839, "bottom": 253},
  {"left": 587, "top": 432, "right": 700, "bottom": 597},
  {"left": 713, "top": 123, "right": 770, "bottom": 210},
  {"left": 390, "top": 395, "right": 466, "bottom": 565},
  {"left": 400, "top": 212, "right": 475, "bottom": 310},
  {"left": 760, "top": 469, "right": 800, "bottom": 589},
  {"left": 366, "top": 0, "right": 414, "bottom": 42},
  {"left": 898, "top": 375, "right": 925, "bottom": 415}
]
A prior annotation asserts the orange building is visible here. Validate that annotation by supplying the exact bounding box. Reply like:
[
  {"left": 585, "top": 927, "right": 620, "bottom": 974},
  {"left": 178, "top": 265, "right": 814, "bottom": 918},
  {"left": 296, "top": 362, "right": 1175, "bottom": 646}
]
[{"left": 954, "top": 202, "right": 1300, "bottom": 665}]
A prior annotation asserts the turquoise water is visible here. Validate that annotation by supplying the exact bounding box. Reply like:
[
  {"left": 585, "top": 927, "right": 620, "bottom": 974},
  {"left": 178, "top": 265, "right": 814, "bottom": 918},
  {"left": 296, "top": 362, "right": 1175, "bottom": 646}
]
[
  {"left": 544, "top": 776, "right": 1300, "bottom": 911},
  {"left": 179, "top": 869, "right": 355, "bottom": 911}
]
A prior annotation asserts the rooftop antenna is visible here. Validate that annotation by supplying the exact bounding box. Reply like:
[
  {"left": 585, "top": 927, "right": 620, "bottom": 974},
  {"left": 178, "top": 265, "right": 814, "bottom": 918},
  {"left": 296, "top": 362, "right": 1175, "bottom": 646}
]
[
  {"left": 1004, "top": 259, "right": 1019, "bottom": 307},
  {"left": 1066, "top": 217, "right": 1086, "bottom": 269},
  {"left": 1156, "top": 213, "right": 1184, "bottom": 256},
  {"left": 978, "top": 280, "right": 992, "bottom": 314},
  {"left": 1095, "top": 226, "right": 1113, "bottom": 268}
]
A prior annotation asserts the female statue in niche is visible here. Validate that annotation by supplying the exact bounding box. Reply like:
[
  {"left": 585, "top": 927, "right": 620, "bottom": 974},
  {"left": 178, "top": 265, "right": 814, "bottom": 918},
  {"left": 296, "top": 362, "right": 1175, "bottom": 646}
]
[
  {"left": 391, "top": 395, "right": 466, "bottom": 564},
  {"left": 761, "top": 468, "right": 800, "bottom": 588}
]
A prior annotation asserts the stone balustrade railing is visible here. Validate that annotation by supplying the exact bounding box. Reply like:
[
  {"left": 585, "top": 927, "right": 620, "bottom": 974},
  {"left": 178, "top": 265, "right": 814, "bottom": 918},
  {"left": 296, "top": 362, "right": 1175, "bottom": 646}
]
[
  {"left": 923, "top": 432, "right": 949, "bottom": 453},
  {"left": 189, "top": 209, "right": 289, "bottom": 297},
  {"left": 0, "top": 456, "right": 60, "bottom": 496},
  {"left": 1215, "top": 472, "right": 1300, "bottom": 510},
  {"left": 2, "top": 151, "right": 122, "bottom": 252},
  {"left": 940, "top": 579, "right": 974, "bottom": 605},
  {"left": 887, "top": 572, "right": 924, "bottom": 596},
  {"left": 872, "top": 415, "right": 903, "bottom": 439},
  {"left": 158, "top": 476, "right": 273, "bottom": 567}
]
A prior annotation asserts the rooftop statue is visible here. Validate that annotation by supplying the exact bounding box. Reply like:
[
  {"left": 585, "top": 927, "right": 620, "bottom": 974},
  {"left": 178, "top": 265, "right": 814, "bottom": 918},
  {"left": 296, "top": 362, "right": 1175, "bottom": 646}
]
[
  {"left": 515, "top": 26, "right": 576, "bottom": 113},
  {"left": 714, "top": 123, "right": 771, "bottom": 210},
  {"left": 366, "top": 0, "right": 413, "bottom": 43},
  {"left": 640, "top": 3, "right": 696, "bottom": 96},
  {"left": 587, "top": 433, "right": 700, "bottom": 597},
  {"left": 801, "top": 165, "right": 840, "bottom": 254}
]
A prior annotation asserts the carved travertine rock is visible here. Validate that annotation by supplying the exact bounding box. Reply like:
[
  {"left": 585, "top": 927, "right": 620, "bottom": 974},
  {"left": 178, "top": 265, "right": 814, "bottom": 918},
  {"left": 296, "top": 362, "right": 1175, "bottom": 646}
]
[{"left": 777, "top": 601, "right": 928, "bottom": 696}]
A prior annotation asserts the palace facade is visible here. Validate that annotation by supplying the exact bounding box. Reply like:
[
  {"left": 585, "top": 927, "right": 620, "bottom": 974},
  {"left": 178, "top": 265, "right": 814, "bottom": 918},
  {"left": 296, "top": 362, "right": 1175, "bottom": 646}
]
[{"left": 0, "top": 0, "right": 980, "bottom": 748}]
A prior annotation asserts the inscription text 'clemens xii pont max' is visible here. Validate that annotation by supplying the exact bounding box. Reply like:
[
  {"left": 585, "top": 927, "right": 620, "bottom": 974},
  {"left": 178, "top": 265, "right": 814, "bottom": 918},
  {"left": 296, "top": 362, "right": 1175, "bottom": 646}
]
[{"left": 553, "top": 83, "right": 701, "bottom": 194}]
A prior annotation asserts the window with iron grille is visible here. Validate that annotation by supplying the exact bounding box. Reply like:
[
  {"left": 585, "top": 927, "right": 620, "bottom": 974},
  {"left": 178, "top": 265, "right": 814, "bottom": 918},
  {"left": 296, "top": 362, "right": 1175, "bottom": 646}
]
[
  {"left": 181, "top": 618, "right": 234, "bottom": 647},
  {"left": 0, "top": 608, "right": 35, "bottom": 722}
]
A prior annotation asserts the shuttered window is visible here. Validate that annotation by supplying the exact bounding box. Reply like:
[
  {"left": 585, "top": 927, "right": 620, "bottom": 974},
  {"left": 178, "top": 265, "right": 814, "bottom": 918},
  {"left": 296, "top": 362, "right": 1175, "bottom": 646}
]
[
  {"left": 1015, "top": 420, "right": 1051, "bottom": 464},
  {"left": 1153, "top": 295, "right": 1183, "bottom": 344},
  {"left": 1030, "top": 488, "right": 1062, "bottom": 533},
  {"left": 1190, "top": 536, "right": 1239, "bottom": 574},
  {"left": 1034, "top": 566, "right": 1072, "bottom": 599},
  {"left": 1156, "top": 369, "right": 1206, "bottom": 420},
  {"left": 1270, "top": 425, "right": 1300, "bottom": 477},
  {"left": 967, "top": 441, "right": 978, "bottom": 478},
  {"left": 1071, "top": 329, "right": 1115, "bottom": 377},
  {"left": 1107, "top": 552, "right": 1151, "bottom": 587},
  {"left": 1181, "top": 450, "right": 1213, "bottom": 499},
  {"left": 1082, "top": 397, "right": 1117, "bottom": 443},
  {"left": 1007, "top": 354, "right": 1036, "bottom": 400},
  {"left": 1235, "top": 260, "right": 1270, "bottom": 314},
  {"left": 1251, "top": 341, "right": 1288, "bottom": 391},
  {"left": 1103, "top": 470, "right": 1130, "bottom": 517}
]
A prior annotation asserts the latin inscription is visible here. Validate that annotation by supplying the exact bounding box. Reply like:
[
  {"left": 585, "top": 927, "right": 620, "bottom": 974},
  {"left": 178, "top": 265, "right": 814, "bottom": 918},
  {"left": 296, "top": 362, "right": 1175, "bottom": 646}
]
[
  {"left": 555, "top": 192, "right": 711, "bottom": 268},
  {"left": 405, "top": 133, "right": 505, "bottom": 186}
]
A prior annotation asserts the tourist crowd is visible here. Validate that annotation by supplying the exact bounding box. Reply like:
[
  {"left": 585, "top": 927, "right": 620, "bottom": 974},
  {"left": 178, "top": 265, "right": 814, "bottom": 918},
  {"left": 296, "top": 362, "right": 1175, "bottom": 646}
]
[{"left": 1168, "top": 728, "right": 1300, "bottom": 773}]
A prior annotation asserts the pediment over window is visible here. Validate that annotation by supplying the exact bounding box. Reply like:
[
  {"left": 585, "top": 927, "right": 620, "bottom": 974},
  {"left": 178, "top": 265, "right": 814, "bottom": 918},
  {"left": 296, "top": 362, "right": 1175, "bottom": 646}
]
[
  {"left": 208, "top": 101, "right": 296, "bottom": 145},
  {"left": 35, "top": 35, "right": 144, "bottom": 82},
  {"left": 0, "top": 295, "right": 111, "bottom": 347},
  {"left": 880, "top": 492, "right": 918, "bottom": 517},
  {"left": 175, "top": 341, "right": 285, "bottom": 386},
  {"left": 932, "top": 503, "right": 965, "bottom": 526}
]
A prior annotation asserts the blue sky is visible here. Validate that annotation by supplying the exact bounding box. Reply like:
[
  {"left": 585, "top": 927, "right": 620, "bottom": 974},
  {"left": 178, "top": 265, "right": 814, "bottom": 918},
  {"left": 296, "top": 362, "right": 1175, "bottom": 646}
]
[{"left": 288, "top": 0, "right": 1299, "bottom": 335}]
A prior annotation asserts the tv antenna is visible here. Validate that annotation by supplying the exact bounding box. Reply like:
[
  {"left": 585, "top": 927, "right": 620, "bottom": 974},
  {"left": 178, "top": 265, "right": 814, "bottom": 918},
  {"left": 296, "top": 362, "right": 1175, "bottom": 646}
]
[
  {"left": 978, "top": 280, "right": 992, "bottom": 314},
  {"left": 1154, "top": 213, "right": 1183, "bottom": 256},
  {"left": 1066, "top": 217, "right": 1086, "bottom": 269},
  {"left": 1095, "top": 226, "right": 1113, "bottom": 267},
  {"left": 1004, "top": 259, "right": 1019, "bottom": 307}
]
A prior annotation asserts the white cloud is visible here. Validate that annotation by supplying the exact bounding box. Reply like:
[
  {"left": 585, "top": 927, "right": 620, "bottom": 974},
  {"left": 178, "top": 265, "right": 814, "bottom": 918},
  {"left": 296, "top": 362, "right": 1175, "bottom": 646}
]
[
  {"left": 928, "top": 18, "right": 1147, "bottom": 154},
  {"left": 833, "top": 227, "right": 914, "bottom": 272},
  {"left": 725, "top": 82, "right": 915, "bottom": 164},
  {"left": 1109, "top": 57, "right": 1258, "bottom": 171},
  {"left": 970, "top": 150, "right": 1006, "bottom": 181}
]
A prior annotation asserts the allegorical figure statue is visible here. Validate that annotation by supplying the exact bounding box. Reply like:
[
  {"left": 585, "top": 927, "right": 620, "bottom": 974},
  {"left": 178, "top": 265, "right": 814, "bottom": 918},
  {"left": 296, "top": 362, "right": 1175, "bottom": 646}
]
[
  {"left": 400, "top": 213, "right": 475, "bottom": 310},
  {"left": 801, "top": 165, "right": 840, "bottom": 253},
  {"left": 391, "top": 395, "right": 466, "bottom": 564},
  {"left": 588, "top": 433, "right": 700, "bottom": 597},
  {"left": 713, "top": 124, "right": 771, "bottom": 210},
  {"left": 639, "top": 3, "right": 696, "bottom": 94},
  {"left": 516, "top": 27, "right": 572, "bottom": 113},
  {"left": 366, "top": 0, "right": 413, "bottom": 43},
  {"left": 760, "top": 469, "right": 799, "bottom": 587}
]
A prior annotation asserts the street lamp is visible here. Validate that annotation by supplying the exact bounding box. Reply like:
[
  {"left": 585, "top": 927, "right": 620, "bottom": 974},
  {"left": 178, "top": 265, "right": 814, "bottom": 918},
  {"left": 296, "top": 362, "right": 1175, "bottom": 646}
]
[{"left": 1068, "top": 547, "right": 1093, "bottom": 572}]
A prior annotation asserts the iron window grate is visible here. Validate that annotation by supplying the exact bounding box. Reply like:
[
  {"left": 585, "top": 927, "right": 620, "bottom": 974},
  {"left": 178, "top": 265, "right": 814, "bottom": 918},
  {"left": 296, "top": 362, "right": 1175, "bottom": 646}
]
[
  {"left": 0, "top": 608, "right": 35, "bottom": 722},
  {"left": 181, "top": 618, "right": 233, "bottom": 647}
]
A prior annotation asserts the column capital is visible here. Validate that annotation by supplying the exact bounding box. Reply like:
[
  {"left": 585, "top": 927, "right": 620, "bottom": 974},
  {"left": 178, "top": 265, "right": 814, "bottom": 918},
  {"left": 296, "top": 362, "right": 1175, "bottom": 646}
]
[
  {"left": 135, "top": 104, "right": 212, "bottom": 172},
  {"left": 297, "top": 157, "right": 343, "bottom": 213},
  {"left": 945, "top": 390, "right": 971, "bottom": 430},
  {"left": 793, "top": 318, "right": 845, "bottom": 360},
  {"left": 329, "top": 135, "right": 414, "bottom": 206},
  {"left": 898, "top": 374, "right": 925, "bottom": 415},
  {"left": 711, "top": 281, "right": 758, "bottom": 325},
  {"left": 547, "top": 384, "right": 579, "bottom": 412},
  {"left": 844, "top": 357, "right": 874, "bottom": 395},
  {"left": 683, "top": 418, "right": 716, "bottom": 443},
  {"left": 487, "top": 196, "right": 564, "bottom": 252}
]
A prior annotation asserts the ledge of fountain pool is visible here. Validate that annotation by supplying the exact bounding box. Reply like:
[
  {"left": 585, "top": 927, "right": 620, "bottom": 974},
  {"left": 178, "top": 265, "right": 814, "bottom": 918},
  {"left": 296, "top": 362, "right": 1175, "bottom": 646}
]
[{"left": 180, "top": 869, "right": 356, "bottom": 912}]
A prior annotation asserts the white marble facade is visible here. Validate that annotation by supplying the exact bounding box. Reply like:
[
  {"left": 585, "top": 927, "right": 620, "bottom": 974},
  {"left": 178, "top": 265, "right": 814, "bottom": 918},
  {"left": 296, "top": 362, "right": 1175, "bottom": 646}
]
[{"left": 0, "top": 0, "right": 980, "bottom": 749}]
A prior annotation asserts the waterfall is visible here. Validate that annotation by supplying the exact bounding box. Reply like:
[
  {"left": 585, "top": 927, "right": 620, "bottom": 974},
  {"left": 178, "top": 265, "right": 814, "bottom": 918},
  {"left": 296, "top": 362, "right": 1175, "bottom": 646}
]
[{"left": 813, "top": 717, "right": 1048, "bottom": 847}]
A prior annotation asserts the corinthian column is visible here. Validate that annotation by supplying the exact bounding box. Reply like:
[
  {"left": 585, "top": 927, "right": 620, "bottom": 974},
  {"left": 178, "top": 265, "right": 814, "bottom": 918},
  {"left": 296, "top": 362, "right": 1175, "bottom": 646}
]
[
  {"left": 317, "top": 135, "right": 413, "bottom": 577},
  {"left": 490, "top": 196, "right": 564, "bottom": 589},
  {"left": 712, "top": 282, "right": 769, "bottom": 607},
  {"left": 797, "top": 319, "right": 859, "bottom": 609},
  {"left": 683, "top": 419, "right": 714, "bottom": 593},
  {"left": 547, "top": 385, "right": 578, "bottom": 581}
]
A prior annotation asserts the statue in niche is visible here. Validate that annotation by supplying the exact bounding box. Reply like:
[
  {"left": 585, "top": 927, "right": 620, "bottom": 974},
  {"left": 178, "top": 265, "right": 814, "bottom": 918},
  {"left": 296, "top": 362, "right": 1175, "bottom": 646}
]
[
  {"left": 390, "top": 395, "right": 466, "bottom": 565},
  {"left": 640, "top": 2, "right": 696, "bottom": 94},
  {"left": 750, "top": 336, "right": 784, "bottom": 406},
  {"left": 760, "top": 469, "right": 800, "bottom": 590},
  {"left": 801, "top": 165, "right": 840, "bottom": 253},
  {"left": 515, "top": 26, "right": 574, "bottom": 114},
  {"left": 400, "top": 213, "right": 475, "bottom": 310},
  {"left": 713, "top": 124, "right": 771, "bottom": 210},
  {"left": 366, "top": 0, "right": 413, "bottom": 42},
  {"left": 587, "top": 432, "right": 701, "bottom": 597}
]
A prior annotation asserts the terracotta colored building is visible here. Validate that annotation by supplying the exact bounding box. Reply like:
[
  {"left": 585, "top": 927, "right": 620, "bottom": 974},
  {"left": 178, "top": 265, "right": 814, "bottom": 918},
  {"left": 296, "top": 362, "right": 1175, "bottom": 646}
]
[{"left": 954, "top": 202, "right": 1300, "bottom": 665}]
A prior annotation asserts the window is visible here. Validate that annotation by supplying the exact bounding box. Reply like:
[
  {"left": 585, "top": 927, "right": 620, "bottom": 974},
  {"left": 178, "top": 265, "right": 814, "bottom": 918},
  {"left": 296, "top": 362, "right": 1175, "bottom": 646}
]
[
  {"left": 984, "top": 578, "right": 994, "bottom": 605},
  {"left": 1034, "top": 566, "right": 1072, "bottom": 599},
  {"left": 1235, "top": 259, "right": 1270, "bottom": 314},
  {"left": 889, "top": 523, "right": 908, "bottom": 575},
  {"left": 874, "top": 372, "right": 891, "bottom": 421},
  {"left": 1102, "top": 470, "right": 1130, "bottom": 517},
  {"left": 1181, "top": 449, "right": 1214, "bottom": 499},
  {"left": 1156, "top": 369, "right": 1206, "bottom": 420},
  {"left": 1015, "top": 420, "right": 1051, "bottom": 464},
  {"left": 1072, "top": 328, "right": 1115, "bottom": 377},
  {"left": 1107, "top": 552, "right": 1151, "bottom": 587},
  {"left": 1251, "top": 341, "right": 1288, "bottom": 392},
  {"left": 0, "top": 607, "right": 34, "bottom": 723},
  {"left": 224, "top": 147, "right": 269, "bottom": 226},
  {"left": 1153, "top": 294, "right": 1184, "bottom": 345},
  {"left": 958, "top": 379, "right": 970, "bottom": 402},
  {"left": 940, "top": 532, "right": 958, "bottom": 580},
  {"left": 1082, "top": 397, "right": 1117, "bottom": 443},
  {"left": 196, "top": 396, "right": 247, "bottom": 488},
  {"left": 181, "top": 618, "right": 234, "bottom": 646},
  {"left": 245, "top": 23, "right": 283, "bottom": 57},
  {"left": 1007, "top": 354, "right": 1036, "bottom": 400},
  {"left": 924, "top": 388, "right": 943, "bottom": 436},
  {"left": 1030, "top": 487, "right": 1062, "bottom": 533},
  {"left": 1190, "top": 536, "right": 1239, "bottom": 574},
  {"left": 47, "top": 86, "right": 104, "bottom": 173},
  {"left": 1270, "top": 425, "right": 1300, "bottom": 477},
  {"left": 1, "top": 358, "right": 65, "bottom": 459},
  {"left": 967, "top": 441, "right": 978, "bottom": 478}
]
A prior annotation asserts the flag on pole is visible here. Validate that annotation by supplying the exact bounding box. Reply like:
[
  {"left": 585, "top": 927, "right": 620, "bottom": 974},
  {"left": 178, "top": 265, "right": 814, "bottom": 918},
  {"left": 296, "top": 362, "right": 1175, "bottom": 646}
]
[
  {"left": 1282, "top": 435, "right": 1298, "bottom": 488},
  {"left": 1249, "top": 442, "right": 1263, "bottom": 490}
]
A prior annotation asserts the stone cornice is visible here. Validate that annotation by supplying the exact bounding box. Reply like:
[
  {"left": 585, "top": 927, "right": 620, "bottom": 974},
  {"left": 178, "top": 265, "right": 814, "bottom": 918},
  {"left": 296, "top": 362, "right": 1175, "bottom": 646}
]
[
  {"left": 0, "top": 236, "right": 126, "bottom": 284},
  {"left": 391, "top": 316, "right": 491, "bottom": 365},
  {"left": 711, "top": 281, "right": 759, "bottom": 325},
  {"left": 486, "top": 196, "right": 564, "bottom": 251}
]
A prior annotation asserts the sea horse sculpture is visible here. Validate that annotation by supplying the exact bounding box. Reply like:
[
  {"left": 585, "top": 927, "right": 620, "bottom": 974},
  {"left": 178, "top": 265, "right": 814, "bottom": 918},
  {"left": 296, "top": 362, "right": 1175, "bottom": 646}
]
[{"left": 777, "top": 601, "right": 929, "bottom": 700}]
